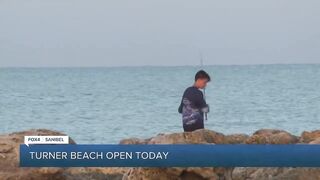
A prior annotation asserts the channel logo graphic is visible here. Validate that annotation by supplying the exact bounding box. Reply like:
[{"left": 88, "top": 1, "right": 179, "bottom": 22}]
[{"left": 24, "top": 136, "right": 69, "bottom": 146}]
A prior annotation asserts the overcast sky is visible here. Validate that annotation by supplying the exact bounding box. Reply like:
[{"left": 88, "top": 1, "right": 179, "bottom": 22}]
[{"left": 0, "top": 0, "right": 319, "bottom": 67}]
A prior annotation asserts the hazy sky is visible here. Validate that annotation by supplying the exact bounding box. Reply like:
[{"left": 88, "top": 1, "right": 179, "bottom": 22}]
[{"left": 0, "top": 0, "right": 320, "bottom": 67}]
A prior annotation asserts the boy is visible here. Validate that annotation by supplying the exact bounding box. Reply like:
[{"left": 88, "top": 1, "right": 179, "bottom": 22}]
[{"left": 178, "top": 70, "right": 210, "bottom": 132}]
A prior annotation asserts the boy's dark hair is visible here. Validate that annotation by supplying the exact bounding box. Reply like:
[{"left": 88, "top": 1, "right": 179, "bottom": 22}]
[{"left": 195, "top": 70, "right": 211, "bottom": 82}]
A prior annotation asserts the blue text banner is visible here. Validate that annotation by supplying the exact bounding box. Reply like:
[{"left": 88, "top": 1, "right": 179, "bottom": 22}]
[{"left": 20, "top": 144, "right": 320, "bottom": 167}]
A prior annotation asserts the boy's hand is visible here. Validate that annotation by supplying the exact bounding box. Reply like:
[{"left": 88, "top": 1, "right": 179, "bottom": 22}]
[{"left": 201, "top": 105, "right": 209, "bottom": 113}]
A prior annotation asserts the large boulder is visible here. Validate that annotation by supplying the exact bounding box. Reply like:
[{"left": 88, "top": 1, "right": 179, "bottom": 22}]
[
  {"left": 232, "top": 167, "right": 320, "bottom": 180},
  {"left": 64, "top": 167, "right": 125, "bottom": 180},
  {"left": 0, "top": 129, "right": 125, "bottom": 180},
  {"left": 245, "top": 129, "right": 298, "bottom": 144},
  {"left": 309, "top": 137, "right": 320, "bottom": 144},
  {"left": 122, "top": 167, "right": 232, "bottom": 180},
  {"left": 300, "top": 130, "right": 320, "bottom": 143},
  {"left": 0, "top": 129, "right": 75, "bottom": 180},
  {"left": 147, "top": 129, "right": 226, "bottom": 144},
  {"left": 225, "top": 134, "right": 249, "bottom": 144}
]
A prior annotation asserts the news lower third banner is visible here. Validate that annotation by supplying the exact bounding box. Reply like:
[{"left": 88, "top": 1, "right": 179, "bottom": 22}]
[{"left": 20, "top": 144, "right": 320, "bottom": 167}]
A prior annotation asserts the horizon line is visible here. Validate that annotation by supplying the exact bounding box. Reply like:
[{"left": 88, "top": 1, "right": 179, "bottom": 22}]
[{"left": 1, "top": 62, "right": 320, "bottom": 68}]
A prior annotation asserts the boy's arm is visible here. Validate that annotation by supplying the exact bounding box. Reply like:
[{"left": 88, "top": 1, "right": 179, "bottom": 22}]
[
  {"left": 197, "top": 91, "right": 208, "bottom": 109},
  {"left": 195, "top": 91, "right": 209, "bottom": 114}
]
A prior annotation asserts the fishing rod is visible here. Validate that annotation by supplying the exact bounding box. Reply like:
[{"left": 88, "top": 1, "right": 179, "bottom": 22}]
[{"left": 199, "top": 52, "right": 208, "bottom": 121}]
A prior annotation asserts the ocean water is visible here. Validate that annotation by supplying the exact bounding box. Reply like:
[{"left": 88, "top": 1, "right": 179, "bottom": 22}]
[{"left": 1, "top": 64, "right": 320, "bottom": 143}]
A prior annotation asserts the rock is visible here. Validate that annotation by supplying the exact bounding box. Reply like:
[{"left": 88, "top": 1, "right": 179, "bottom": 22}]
[
  {"left": 123, "top": 168, "right": 182, "bottom": 180},
  {"left": 225, "top": 134, "right": 249, "bottom": 144},
  {"left": 64, "top": 167, "right": 125, "bottom": 180},
  {"left": 120, "top": 138, "right": 149, "bottom": 144},
  {"left": 0, "top": 129, "right": 75, "bottom": 180},
  {"left": 232, "top": 167, "right": 287, "bottom": 180},
  {"left": 122, "top": 167, "right": 226, "bottom": 180},
  {"left": 187, "top": 167, "right": 233, "bottom": 179},
  {"left": 246, "top": 129, "right": 298, "bottom": 144},
  {"left": 301, "top": 130, "right": 320, "bottom": 143},
  {"left": 271, "top": 168, "right": 320, "bottom": 180},
  {"left": 147, "top": 129, "right": 225, "bottom": 144},
  {"left": 0, "top": 129, "right": 126, "bottom": 180},
  {"left": 232, "top": 167, "right": 320, "bottom": 180},
  {"left": 309, "top": 137, "right": 320, "bottom": 144}
]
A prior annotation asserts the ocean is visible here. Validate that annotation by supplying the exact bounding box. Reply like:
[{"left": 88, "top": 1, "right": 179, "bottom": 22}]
[{"left": 1, "top": 64, "right": 320, "bottom": 143}]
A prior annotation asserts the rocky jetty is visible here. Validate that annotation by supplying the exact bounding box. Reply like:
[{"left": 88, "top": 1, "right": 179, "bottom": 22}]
[{"left": 1, "top": 128, "right": 320, "bottom": 180}]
